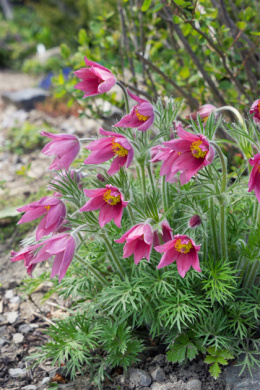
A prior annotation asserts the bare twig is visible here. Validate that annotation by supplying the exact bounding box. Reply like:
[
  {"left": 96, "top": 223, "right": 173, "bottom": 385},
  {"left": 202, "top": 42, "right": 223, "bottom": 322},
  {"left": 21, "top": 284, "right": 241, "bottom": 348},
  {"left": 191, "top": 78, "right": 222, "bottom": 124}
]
[{"left": 32, "top": 310, "right": 56, "bottom": 326}]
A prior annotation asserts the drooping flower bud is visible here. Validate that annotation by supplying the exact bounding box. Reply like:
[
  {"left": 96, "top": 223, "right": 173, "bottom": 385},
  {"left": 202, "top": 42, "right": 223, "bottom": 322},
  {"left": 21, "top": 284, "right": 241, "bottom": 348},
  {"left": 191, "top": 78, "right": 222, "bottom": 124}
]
[
  {"left": 96, "top": 173, "right": 106, "bottom": 182},
  {"left": 189, "top": 215, "right": 201, "bottom": 228},
  {"left": 186, "top": 104, "right": 216, "bottom": 123}
]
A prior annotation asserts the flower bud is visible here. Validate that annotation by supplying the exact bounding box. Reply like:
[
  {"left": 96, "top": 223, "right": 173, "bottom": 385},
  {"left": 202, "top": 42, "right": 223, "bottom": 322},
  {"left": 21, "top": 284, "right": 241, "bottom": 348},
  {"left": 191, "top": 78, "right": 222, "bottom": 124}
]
[
  {"left": 186, "top": 104, "right": 216, "bottom": 123},
  {"left": 96, "top": 173, "right": 106, "bottom": 182},
  {"left": 189, "top": 215, "right": 201, "bottom": 228}
]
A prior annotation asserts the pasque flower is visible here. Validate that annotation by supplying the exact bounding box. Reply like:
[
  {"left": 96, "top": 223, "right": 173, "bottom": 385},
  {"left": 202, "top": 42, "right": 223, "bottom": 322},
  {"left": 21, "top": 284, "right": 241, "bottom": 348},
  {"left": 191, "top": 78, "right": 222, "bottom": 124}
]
[
  {"left": 150, "top": 145, "right": 179, "bottom": 183},
  {"left": 189, "top": 215, "right": 202, "bottom": 228},
  {"left": 162, "top": 122, "right": 215, "bottom": 185},
  {"left": 40, "top": 131, "right": 80, "bottom": 170},
  {"left": 84, "top": 127, "right": 134, "bottom": 175},
  {"left": 74, "top": 56, "right": 116, "bottom": 98},
  {"left": 114, "top": 90, "right": 154, "bottom": 132},
  {"left": 80, "top": 184, "right": 128, "bottom": 228},
  {"left": 249, "top": 99, "right": 260, "bottom": 124},
  {"left": 115, "top": 223, "right": 153, "bottom": 264},
  {"left": 11, "top": 234, "right": 76, "bottom": 282},
  {"left": 187, "top": 104, "right": 216, "bottom": 123},
  {"left": 17, "top": 197, "right": 66, "bottom": 240},
  {"left": 154, "top": 234, "right": 201, "bottom": 277},
  {"left": 248, "top": 153, "right": 260, "bottom": 202}
]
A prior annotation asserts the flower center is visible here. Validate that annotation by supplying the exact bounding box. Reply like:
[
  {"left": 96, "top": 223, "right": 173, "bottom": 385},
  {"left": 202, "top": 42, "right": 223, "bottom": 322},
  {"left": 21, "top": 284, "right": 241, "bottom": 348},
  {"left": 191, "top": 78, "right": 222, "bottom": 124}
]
[
  {"left": 190, "top": 140, "right": 207, "bottom": 159},
  {"left": 45, "top": 206, "right": 51, "bottom": 211},
  {"left": 111, "top": 140, "right": 128, "bottom": 157},
  {"left": 175, "top": 239, "right": 193, "bottom": 253},
  {"left": 135, "top": 109, "right": 149, "bottom": 122},
  {"left": 103, "top": 189, "right": 121, "bottom": 206},
  {"left": 258, "top": 101, "right": 260, "bottom": 115}
]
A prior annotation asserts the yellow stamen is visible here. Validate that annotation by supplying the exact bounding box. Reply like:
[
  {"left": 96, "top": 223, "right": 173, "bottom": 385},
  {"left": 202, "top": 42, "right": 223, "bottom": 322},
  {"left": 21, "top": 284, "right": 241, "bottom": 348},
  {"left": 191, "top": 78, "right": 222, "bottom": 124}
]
[
  {"left": 111, "top": 140, "right": 128, "bottom": 157},
  {"left": 190, "top": 140, "right": 207, "bottom": 159},
  {"left": 258, "top": 101, "right": 260, "bottom": 115},
  {"left": 202, "top": 116, "right": 208, "bottom": 123},
  {"left": 103, "top": 189, "right": 121, "bottom": 206},
  {"left": 45, "top": 206, "right": 51, "bottom": 211},
  {"left": 135, "top": 109, "right": 149, "bottom": 122},
  {"left": 175, "top": 239, "right": 193, "bottom": 254}
]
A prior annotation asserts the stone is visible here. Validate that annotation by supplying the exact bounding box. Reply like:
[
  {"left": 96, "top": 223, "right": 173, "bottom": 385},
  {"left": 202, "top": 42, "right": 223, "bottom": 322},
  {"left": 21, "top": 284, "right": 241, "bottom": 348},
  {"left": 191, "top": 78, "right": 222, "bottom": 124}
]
[
  {"left": 22, "top": 386, "right": 37, "bottom": 390},
  {"left": 2, "top": 88, "right": 49, "bottom": 110},
  {"left": 0, "top": 314, "right": 5, "bottom": 322},
  {"left": 187, "top": 379, "right": 202, "bottom": 390},
  {"left": 224, "top": 355, "right": 260, "bottom": 390},
  {"left": 2, "top": 279, "right": 17, "bottom": 289},
  {"left": 5, "top": 289, "right": 14, "bottom": 299},
  {"left": 0, "top": 326, "right": 6, "bottom": 334},
  {"left": 10, "top": 296, "right": 21, "bottom": 304},
  {"left": 5, "top": 311, "right": 19, "bottom": 324},
  {"left": 13, "top": 333, "right": 24, "bottom": 343},
  {"left": 151, "top": 366, "right": 166, "bottom": 382},
  {"left": 8, "top": 368, "right": 27, "bottom": 377},
  {"left": 151, "top": 381, "right": 187, "bottom": 390},
  {"left": 0, "top": 337, "right": 8, "bottom": 346},
  {"left": 129, "top": 368, "right": 152, "bottom": 387},
  {"left": 19, "top": 324, "right": 33, "bottom": 334},
  {"left": 40, "top": 377, "right": 50, "bottom": 385},
  {"left": 151, "top": 354, "right": 167, "bottom": 366}
]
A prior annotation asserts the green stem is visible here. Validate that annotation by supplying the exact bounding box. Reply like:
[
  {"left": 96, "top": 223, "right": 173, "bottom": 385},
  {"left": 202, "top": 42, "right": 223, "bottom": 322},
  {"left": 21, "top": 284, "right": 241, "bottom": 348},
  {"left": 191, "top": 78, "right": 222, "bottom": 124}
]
[
  {"left": 74, "top": 254, "right": 107, "bottom": 285},
  {"left": 162, "top": 176, "right": 168, "bottom": 211},
  {"left": 147, "top": 163, "right": 156, "bottom": 196},
  {"left": 216, "top": 106, "right": 245, "bottom": 129},
  {"left": 257, "top": 203, "right": 260, "bottom": 225},
  {"left": 243, "top": 259, "right": 260, "bottom": 289},
  {"left": 116, "top": 81, "right": 130, "bottom": 113},
  {"left": 127, "top": 204, "right": 135, "bottom": 224},
  {"left": 140, "top": 163, "right": 147, "bottom": 197},
  {"left": 210, "top": 141, "right": 228, "bottom": 260},
  {"left": 101, "top": 233, "right": 125, "bottom": 280},
  {"left": 209, "top": 197, "right": 218, "bottom": 259}
]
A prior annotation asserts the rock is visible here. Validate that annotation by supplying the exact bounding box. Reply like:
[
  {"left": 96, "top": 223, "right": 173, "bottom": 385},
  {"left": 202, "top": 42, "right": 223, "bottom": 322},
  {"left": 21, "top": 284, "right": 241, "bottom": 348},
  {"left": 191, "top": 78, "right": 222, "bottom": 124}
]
[
  {"left": 0, "top": 326, "right": 6, "bottom": 334},
  {"left": 187, "top": 379, "right": 202, "bottom": 390},
  {"left": 19, "top": 324, "right": 33, "bottom": 334},
  {"left": 5, "top": 311, "right": 19, "bottom": 324},
  {"left": 151, "top": 381, "right": 187, "bottom": 390},
  {"left": 0, "top": 337, "right": 8, "bottom": 346},
  {"left": 8, "top": 368, "right": 27, "bottom": 377},
  {"left": 22, "top": 386, "right": 37, "bottom": 390},
  {"left": 0, "top": 314, "right": 5, "bottom": 322},
  {"left": 129, "top": 368, "right": 152, "bottom": 387},
  {"left": 13, "top": 333, "right": 24, "bottom": 343},
  {"left": 5, "top": 289, "right": 14, "bottom": 299},
  {"left": 151, "top": 366, "right": 166, "bottom": 382},
  {"left": 151, "top": 354, "right": 167, "bottom": 367},
  {"left": 10, "top": 296, "right": 21, "bottom": 304},
  {"left": 2, "top": 88, "right": 49, "bottom": 110},
  {"left": 2, "top": 279, "right": 17, "bottom": 289},
  {"left": 40, "top": 376, "right": 50, "bottom": 385},
  {"left": 224, "top": 355, "right": 260, "bottom": 390}
]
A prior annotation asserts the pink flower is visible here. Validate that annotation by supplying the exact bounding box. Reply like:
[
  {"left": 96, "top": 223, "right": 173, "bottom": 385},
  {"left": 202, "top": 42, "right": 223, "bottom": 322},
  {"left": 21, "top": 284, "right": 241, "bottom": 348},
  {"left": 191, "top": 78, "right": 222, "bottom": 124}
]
[
  {"left": 154, "top": 234, "right": 201, "bottom": 278},
  {"left": 84, "top": 128, "right": 134, "bottom": 175},
  {"left": 249, "top": 99, "right": 260, "bottom": 124},
  {"left": 187, "top": 104, "right": 216, "bottom": 123},
  {"left": 115, "top": 223, "right": 153, "bottom": 264},
  {"left": 150, "top": 145, "right": 179, "bottom": 183},
  {"left": 40, "top": 131, "right": 80, "bottom": 170},
  {"left": 114, "top": 90, "right": 154, "bottom": 132},
  {"left": 162, "top": 122, "right": 215, "bottom": 185},
  {"left": 153, "top": 219, "right": 173, "bottom": 246},
  {"left": 17, "top": 197, "right": 66, "bottom": 240},
  {"left": 80, "top": 184, "right": 128, "bottom": 228},
  {"left": 189, "top": 215, "right": 201, "bottom": 228},
  {"left": 74, "top": 56, "right": 116, "bottom": 98},
  {"left": 49, "top": 169, "right": 83, "bottom": 197},
  {"left": 11, "top": 234, "right": 76, "bottom": 282},
  {"left": 248, "top": 153, "right": 260, "bottom": 202}
]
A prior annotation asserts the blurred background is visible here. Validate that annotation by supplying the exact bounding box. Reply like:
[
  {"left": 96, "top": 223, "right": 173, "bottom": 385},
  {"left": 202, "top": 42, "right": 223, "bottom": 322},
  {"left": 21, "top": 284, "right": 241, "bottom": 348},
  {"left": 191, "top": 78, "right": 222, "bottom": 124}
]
[{"left": 0, "top": 0, "right": 259, "bottom": 277}]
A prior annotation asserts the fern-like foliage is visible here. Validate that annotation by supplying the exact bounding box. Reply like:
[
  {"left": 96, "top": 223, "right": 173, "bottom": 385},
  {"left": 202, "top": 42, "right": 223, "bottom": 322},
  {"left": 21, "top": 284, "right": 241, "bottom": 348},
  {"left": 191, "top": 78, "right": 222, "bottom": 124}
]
[
  {"left": 204, "top": 347, "right": 234, "bottom": 379},
  {"left": 167, "top": 332, "right": 206, "bottom": 364}
]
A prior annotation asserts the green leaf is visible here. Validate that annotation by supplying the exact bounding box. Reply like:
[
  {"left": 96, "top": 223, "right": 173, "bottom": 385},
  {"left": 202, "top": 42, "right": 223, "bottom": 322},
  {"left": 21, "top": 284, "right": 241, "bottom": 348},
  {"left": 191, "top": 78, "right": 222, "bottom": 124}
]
[
  {"left": 172, "top": 15, "right": 181, "bottom": 24},
  {"left": 236, "top": 21, "right": 246, "bottom": 30},
  {"left": 209, "top": 362, "right": 221, "bottom": 379},
  {"left": 141, "top": 0, "right": 152, "bottom": 12}
]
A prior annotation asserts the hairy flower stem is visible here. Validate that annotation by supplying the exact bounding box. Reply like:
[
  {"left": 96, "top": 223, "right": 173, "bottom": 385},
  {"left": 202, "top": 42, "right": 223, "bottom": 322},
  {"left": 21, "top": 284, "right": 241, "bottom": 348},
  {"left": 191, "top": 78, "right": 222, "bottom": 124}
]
[
  {"left": 209, "top": 197, "right": 218, "bottom": 259},
  {"left": 140, "top": 163, "right": 146, "bottom": 197},
  {"left": 127, "top": 204, "right": 135, "bottom": 224},
  {"left": 210, "top": 141, "right": 228, "bottom": 260},
  {"left": 101, "top": 233, "right": 125, "bottom": 280},
  {"left": 74, "top": 254, "right": 108, "bottom": 285},
  {"left": 116, "top": 81, "right": 130, "bottom": 113},
  {"left": 243, "top": 259, "right": 260, "bottom": 289},
  {"left": 216, "top": 106, "right": 245, "bottom": 128},
  {"left": 147, "top": 163, "right": 156, "bottom": 196},
  {"left": 162, "top": 176, "right": 168, "bottom": 211}
]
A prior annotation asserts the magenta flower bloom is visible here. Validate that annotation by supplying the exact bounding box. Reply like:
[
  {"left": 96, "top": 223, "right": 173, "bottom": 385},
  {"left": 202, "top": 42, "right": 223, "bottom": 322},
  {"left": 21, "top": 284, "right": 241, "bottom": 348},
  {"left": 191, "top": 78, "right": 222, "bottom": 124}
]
[
  {"left": 84, "top": 128, "right": 134, "bottom": 175},
  {"left": 115, "top": 223, "right": 153, "bottom": 264},
  {"left": 150, "top": 145, "right": 179, "bottom": 183},
  {"left": 40, "top": 131, "right": 80, "bottom": 170},
  {"left": 248, "top": 153, "right": 260, "bottom": 202},
  {"left": 80, "top": 184, "right": 128, "bottom": 228},
  {"left": 17, "top": 197, "right": 66, "bottom": 240},
  {"left": 189, "top": 215, "right": 202, "bottom": 228},
  {"left": 153, "top": 219, "right": 173, "bottom": 246},
  {"left": 162, "top": 122, "right": 215, "bottom": 185},
  {"left": 11, "top": 234, "right": 76, "bottom": 282},
  {"left": 187, "top": 104, "right": 216, "bottom": 123},
  {"left": 154, "top": 234, "right": 201, "bottom": 278},
  {"left": 249, "top": 99, "right": 260, "bottom": 124},
  {"left": 114, "top": 90, "right": 154, "bottom": 132},
  {"left": 74, "top": 56, "right": 116, "bottom": 98}
]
